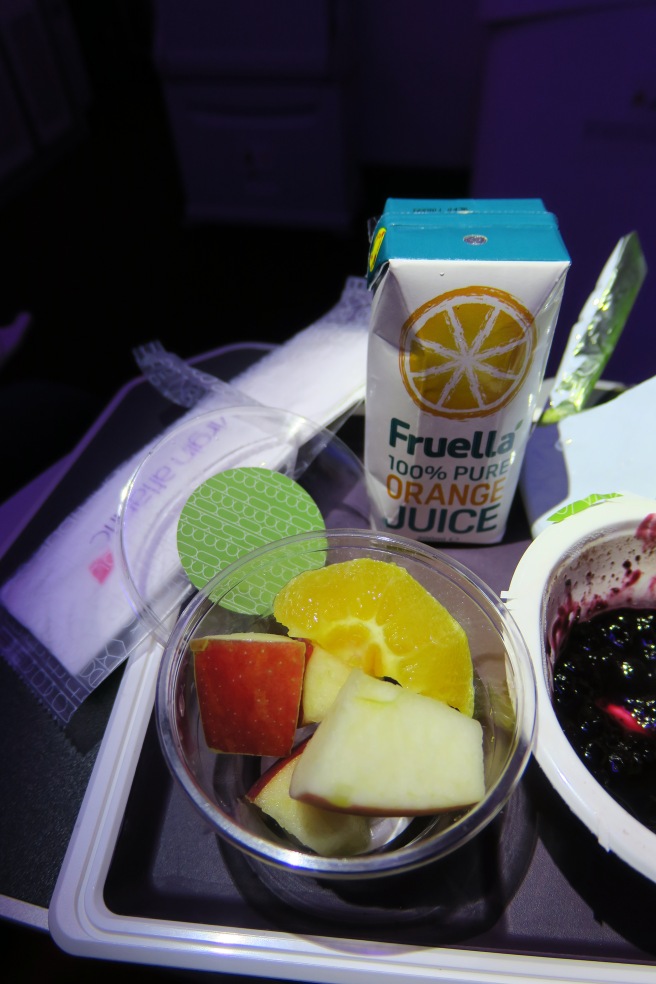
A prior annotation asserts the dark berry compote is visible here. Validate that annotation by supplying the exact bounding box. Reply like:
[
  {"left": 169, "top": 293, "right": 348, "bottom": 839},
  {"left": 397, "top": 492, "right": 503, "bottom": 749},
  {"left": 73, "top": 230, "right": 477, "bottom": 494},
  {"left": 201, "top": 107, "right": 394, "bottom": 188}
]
[{"left": 552, "top": 607, "right": 656, "bottom": 832}]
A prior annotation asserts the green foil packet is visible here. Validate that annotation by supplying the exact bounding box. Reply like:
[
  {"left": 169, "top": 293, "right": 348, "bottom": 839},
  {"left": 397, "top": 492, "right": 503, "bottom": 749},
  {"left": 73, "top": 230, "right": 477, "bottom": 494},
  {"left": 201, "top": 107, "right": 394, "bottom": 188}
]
[{"left": 540, "top": 232, "right": 647, "bottom": 425}]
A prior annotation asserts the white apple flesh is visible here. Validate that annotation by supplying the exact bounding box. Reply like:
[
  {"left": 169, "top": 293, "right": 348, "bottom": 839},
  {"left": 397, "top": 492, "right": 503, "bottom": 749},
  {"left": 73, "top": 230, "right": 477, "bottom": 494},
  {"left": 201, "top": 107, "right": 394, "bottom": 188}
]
[
  {"left": 290, "top": 669, "right": 485, "bottom": 815},
  {"left": 300, "top": 643, "right": 352, "bottom": 724},
  {"left": 246, "top": 741, "right": 371, "bottom": 856}
]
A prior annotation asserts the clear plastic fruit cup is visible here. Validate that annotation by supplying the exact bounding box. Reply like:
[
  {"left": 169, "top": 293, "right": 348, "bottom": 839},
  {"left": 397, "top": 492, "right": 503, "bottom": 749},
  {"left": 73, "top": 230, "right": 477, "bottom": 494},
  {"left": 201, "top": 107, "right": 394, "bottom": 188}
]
[{"left": 156, "top": 528, "right": 536, "bottom": 899}]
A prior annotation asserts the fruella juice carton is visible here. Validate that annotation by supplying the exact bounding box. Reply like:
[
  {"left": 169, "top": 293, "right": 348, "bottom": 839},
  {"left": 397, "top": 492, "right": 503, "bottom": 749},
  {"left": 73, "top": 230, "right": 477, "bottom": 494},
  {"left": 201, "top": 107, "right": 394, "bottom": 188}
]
[{"left": 365, "top": 199, "right": 570, "bottom": 544}]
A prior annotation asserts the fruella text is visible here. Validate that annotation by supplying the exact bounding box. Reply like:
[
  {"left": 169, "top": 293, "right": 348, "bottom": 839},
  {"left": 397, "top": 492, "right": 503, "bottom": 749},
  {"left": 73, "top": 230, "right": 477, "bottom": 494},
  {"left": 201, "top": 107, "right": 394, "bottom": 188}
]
[
  {"left": 389, "top": 417, "right": 517, "bottom": 459},
  {"left": 383, "top": 416, "right": 520, "bottom": 538}
]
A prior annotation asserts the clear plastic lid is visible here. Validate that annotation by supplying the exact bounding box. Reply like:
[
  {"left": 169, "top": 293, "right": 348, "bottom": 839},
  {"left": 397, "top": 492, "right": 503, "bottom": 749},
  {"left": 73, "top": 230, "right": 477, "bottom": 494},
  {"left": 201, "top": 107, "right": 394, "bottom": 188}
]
[{"left": 117, "top": 405, "right": 371, "bottom": 645}]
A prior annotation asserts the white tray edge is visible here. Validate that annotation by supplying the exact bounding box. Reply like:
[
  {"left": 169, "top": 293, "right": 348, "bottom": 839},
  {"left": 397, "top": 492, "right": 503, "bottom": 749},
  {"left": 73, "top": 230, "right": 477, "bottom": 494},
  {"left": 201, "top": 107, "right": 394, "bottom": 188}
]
[{"left": 47, "top": 637, "right": 656, "bottom": 984}]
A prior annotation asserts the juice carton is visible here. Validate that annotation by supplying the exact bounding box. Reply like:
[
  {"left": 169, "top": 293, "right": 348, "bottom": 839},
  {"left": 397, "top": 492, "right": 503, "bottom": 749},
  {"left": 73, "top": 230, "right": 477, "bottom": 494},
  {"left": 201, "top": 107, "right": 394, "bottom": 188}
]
[{"left": 365, "top": 199, "right": 570, "bottom": 544}]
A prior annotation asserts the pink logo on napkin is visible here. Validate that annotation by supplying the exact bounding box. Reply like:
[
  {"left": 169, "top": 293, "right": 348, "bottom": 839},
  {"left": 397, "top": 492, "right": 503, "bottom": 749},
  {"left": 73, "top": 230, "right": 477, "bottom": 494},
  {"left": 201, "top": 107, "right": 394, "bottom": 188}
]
[{"left": 90, "top": 550, "right": 114, "bottom": 584}]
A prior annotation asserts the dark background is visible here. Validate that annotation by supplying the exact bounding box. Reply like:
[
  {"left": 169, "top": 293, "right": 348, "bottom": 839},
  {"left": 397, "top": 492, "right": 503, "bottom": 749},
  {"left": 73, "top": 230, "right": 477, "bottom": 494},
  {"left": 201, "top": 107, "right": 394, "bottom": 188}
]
[
  {"left": 2, "top": 0, "right": 656, "bottom": 503},
  {"left": 0, "top": 0, "right": 474, "bottom": 501}
]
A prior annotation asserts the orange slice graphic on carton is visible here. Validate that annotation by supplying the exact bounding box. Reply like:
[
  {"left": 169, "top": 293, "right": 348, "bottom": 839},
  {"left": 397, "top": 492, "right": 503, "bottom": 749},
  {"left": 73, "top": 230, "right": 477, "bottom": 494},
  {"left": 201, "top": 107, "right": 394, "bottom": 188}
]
[{"left": 399, "top": 286, "right": 536, "bottom": 419}]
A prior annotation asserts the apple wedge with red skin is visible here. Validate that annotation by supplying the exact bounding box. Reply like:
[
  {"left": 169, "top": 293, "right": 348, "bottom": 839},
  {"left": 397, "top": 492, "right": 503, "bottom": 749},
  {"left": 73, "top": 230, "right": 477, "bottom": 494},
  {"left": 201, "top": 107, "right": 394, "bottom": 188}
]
[
  {"left": 246, "top": 739, "right": 371, "bottom": 856},
  {"left": 290, "top": 669, "right": 485, "bottom": 816},
  {"left": 191, "top": 633, "right": 306, "bottom": 756}
]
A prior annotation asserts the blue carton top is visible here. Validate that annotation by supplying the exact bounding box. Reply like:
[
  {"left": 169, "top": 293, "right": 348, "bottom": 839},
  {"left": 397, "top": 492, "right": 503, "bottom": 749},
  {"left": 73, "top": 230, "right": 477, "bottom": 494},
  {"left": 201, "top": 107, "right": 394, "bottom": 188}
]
[{"left": 367, "top": 198, "right": 570, "bottom": 285}]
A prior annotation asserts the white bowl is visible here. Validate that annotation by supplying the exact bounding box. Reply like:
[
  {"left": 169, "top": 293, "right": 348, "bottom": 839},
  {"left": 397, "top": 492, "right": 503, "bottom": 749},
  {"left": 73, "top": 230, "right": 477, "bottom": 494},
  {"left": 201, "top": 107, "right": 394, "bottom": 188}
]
[{"left": 505, "top": 493, "right": 656, "bottom": 882}]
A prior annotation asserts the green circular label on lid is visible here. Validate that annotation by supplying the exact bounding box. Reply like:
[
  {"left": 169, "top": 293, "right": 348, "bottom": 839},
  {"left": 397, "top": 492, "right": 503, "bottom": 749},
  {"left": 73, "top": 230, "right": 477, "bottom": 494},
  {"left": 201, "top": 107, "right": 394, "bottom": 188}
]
[{"left": 177, "top": 467, "right": 325, "bottom": 614}]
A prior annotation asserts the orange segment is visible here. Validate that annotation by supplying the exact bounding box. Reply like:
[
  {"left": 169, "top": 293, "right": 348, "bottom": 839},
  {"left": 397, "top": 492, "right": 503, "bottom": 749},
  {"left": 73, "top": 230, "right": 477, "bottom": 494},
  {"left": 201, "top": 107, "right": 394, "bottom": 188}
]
[
  {"left": 273, "top": 558, "right": 474, "bottom": 716},
  {"left": 400, "top": 286, "right": 536, "bottom": 419}
]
